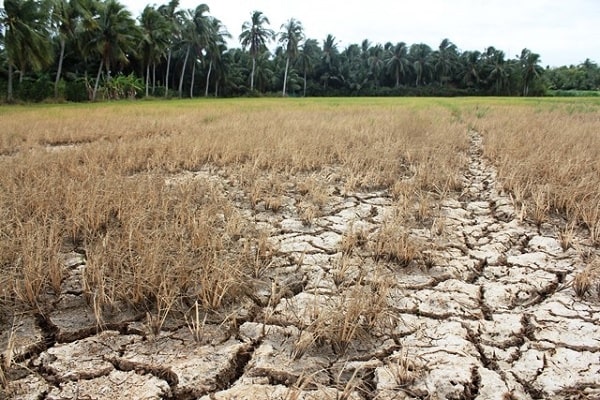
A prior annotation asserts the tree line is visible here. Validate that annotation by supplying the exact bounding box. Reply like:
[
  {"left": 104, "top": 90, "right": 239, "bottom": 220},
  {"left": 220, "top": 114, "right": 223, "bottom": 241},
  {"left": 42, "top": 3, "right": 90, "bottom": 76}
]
[{"left": 1, "top": 0, "right": 599, "bottom": 102}]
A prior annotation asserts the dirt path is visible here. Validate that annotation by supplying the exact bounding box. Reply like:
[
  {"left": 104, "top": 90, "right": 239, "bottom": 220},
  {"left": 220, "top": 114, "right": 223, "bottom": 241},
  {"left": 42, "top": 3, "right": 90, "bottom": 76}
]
[{"left": 2, "top": 132, "right": 600, "bottom": 399}]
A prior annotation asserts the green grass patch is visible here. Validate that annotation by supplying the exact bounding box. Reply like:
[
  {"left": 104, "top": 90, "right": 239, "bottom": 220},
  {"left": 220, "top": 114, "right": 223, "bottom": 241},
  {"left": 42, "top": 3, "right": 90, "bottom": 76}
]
[{"left": 2, "top": 96, "right": 600, "bottom": 122}]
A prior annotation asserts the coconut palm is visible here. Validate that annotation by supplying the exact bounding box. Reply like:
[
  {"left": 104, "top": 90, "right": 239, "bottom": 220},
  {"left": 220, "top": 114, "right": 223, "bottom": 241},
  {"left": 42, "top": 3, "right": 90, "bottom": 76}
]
[
  {"left": 139, "top": 5, "right": 169, "bottom": 97},
  {"left": 520, "top": 48, "right": 543, "bottom": 96},
  {"left": 1, "top": 0, "right": 54, "bottom": 101},
  {"left": 239, "top": 10, "right": 273, "bottom": 91},
  {"left": 482, "top": 47, "right": 510, "bottom": 95},
  {"left": 409, "top": 43, "right": 432, "bottom": 86},
  {"left": 385, "top": 42, "right": 409, "bottom": 88},
  {"left": 253, "top": 51, "right": 274, "bottom": 92},
  {"left": 458, "top": 50, "right": 481, "bottom": 89},
  {"left": 320, "top": 34, "right": 339, "bottom": 89},
  {"left": 176, "top": 4, "right": 210, "bottom": 98},
  {"left": 204, "top": 17, "right": 230, "bottom": 97},
  {"left": 85, "top": 0, "right": 138, "bottom": 100},
  {"left": 340, "top": 43, "right": 368, "bottom": 92},
  {"left": 50, "top": 0, "right": 94, "bottom": 98},
  {"left": 432, "top": 38, "right": 458, "bottom": 86},
  {"left": 322, "top": 34, "right": 338, "bottom": 69},
  {"left": 158, "top": 0, "right": 183, "bottom": 96},
  {"left": 215, "top": 47, "right": 247, "bottom": 96},
  {"left": 368, "top": 43, "right": 385, "bottom": 89},
  {"left": 278, "top": 18, "right": 303, "bottom": 96},
  {"left": 297, "top": 38, "right": 318, "bottom": 96}
]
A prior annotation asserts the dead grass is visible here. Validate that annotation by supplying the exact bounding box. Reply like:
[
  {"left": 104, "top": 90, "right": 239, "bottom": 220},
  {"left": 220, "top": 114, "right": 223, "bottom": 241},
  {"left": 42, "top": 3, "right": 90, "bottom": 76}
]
[
  {"left": 0, "top": 98, "right": 468, "bottom": 327},
  {"left": 295, "top": 269, "right": 394, "bottom": 355},
  {"left": 3, "top": 100, "right": 597, "bottom": 323},
  {"left": 3, "top": 97, "right": 599, "bottom": 388},
  {"left": 573, "top": 257, "right": 600, "bottom": 299},
  {"left": 471, "top": 100, "right": 600, "bottom": 244},
  {"left": 386, "top": 349, "right": 423, "bottom": 387}
]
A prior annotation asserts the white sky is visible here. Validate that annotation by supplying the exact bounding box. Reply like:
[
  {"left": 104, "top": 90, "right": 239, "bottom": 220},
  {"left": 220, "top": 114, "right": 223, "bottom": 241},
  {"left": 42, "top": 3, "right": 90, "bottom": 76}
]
[{"left": 125, "top": 0, "right": 600, "bottom": 67}]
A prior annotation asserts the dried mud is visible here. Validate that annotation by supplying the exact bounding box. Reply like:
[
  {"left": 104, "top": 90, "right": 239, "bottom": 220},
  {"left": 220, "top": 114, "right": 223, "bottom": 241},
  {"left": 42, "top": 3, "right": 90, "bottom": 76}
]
[{"left": 2, "top": 131, "right": 600, "bottom": 399}]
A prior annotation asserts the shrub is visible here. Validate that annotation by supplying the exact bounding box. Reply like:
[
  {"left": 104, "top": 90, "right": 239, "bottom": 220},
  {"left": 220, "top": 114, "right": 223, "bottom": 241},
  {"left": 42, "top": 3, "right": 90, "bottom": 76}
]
[
  {"left": 16, "top": 75, "right": 53, "bottom": 102},
  {"left": 65, "top": 79, "right": 89, "bottom": 102},
  {"left": 103, "top": 73, "right": 143, "bottom": 100}
]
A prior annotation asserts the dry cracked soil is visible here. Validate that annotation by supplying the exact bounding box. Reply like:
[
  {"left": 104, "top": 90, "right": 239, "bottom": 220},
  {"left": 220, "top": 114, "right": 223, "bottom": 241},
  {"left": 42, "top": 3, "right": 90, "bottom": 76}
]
[{"left": 2, "top": 132, "right": 600, "bottom": 399}]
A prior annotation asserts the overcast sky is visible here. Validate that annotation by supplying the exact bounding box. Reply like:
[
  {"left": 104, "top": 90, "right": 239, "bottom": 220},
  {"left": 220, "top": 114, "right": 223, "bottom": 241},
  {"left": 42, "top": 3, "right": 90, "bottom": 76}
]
[{"left": 124, "top": 0, "right": 599, "bottom": 67}]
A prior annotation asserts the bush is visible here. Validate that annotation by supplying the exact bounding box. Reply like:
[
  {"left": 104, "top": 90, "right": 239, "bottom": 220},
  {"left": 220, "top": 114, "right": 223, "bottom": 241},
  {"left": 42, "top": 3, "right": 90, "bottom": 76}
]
[
  {"left": 548, "top": 89, "right": 600, "bottom": 97},
  {"left": 0, "top": 79, "right": 7, "bottom": 101},
  {"left": 16, "top": 75, "right": 53, "bottom": 102},
  {"left": 102, "top": 73, "right": 143, "bottom": 100},
  {"left": 54, "top": 79, "right": 67, "bottom": 99},
  {"left": 65, "top": 79, "right": 89, "bottom": 102},
  {"left": 152, "top": 86, "right": 179, "bottom": 98}
]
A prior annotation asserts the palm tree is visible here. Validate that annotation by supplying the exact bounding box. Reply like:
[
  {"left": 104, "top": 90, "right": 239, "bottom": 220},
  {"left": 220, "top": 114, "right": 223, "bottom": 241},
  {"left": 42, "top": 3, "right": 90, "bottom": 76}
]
[
  {"left": 1, "top": 0, "right": 54, "bottom": 101},
  {"left": 253, "top": 51, "right": 274, "bottom": 92},
  {"left": 190, "top": 5, "right": 212, "bottom": 98},
  {"left": 239, "top": 10, "right": 273, "bottom": 91},
  {"left": 368, "top": 43, "right": 385, "bottom": 89},
  {"left": 86, "top": 0, "right": 138, "bottom": 101},
  {"left": 458, "top": 50, "right": 481, "bottom": 89},
  {"left": 297, "top": 38, "right": 318, "bottom": 96},
  {"left": 139, "top": 5, "right": 169, "bottom": 97},
  {"left": 176, "top": 4, "right": 210, "bottom": 98},
  {"left": 409, "top": 43, "right": 432, "bottom": 86},
  {"left": 204, "top": 17, "right": 230, "bottom": 97},
  {"left": 278, "top": 18, "right": 303, "bottom": 96},
  {"left": 216, "top": 47, "right": 247, "bottom": 96},
  {"left": 339, "top": 43, "right": 362, "bottom": 91},
  {"left": 360, "top": 39, "right": 370, "bottom": 58},
  {"left": 158, "top": 0, "right": 183, "bottom": 97},
  {"left": 320, "top": 34, "right": 339, "bottom": 89},
  {"left": 432, "top": 38, "right": 458, "bottom": 86},
  {"left": 210, "top": 45, "right": 231, "bottom": 96},
  {"left": 385, "top": 42, "right": 409, "bottom": 88},
  {"left": 51, "top": 0, "right": 93, "bottom": 98},
  {"left": 322, "top": 34, "right": 338, "bottom": 69},
  {"left": 520, "top": 48, "right": 543, "bottom": 96},
  {"left": 483, "top": 47, "right": 509, "bottom": 95}
]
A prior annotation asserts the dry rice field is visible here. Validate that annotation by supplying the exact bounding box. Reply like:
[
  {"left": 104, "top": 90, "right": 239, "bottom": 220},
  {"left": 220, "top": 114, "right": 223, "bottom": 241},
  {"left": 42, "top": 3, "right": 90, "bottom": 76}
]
[{"left": 0, "top": 97, "right": 599, "bottom": 399}]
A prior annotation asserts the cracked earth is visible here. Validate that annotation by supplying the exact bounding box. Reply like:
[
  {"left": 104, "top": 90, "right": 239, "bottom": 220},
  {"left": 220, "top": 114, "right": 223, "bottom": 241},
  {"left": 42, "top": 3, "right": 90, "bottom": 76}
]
[{"left": 2, "top": 131, "right": 600, "bottom": 399}]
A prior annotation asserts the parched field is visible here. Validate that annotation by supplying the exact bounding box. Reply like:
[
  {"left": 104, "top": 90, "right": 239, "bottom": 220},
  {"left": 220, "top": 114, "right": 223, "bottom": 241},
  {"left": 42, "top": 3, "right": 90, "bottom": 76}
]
[{"left": 0, "top": 97, "right": 599, "bottom": 399}]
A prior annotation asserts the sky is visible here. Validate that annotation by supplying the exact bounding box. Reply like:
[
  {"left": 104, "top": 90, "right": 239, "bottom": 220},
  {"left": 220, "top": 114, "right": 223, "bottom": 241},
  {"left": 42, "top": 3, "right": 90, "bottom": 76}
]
[{"left": 123, "top": 0, "right": 600, "bottom": 67}]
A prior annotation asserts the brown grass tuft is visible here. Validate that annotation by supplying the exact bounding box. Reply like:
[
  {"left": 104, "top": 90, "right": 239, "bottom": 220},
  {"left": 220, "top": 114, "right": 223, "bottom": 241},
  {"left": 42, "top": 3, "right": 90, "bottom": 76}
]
[
  {"left": 472, "top": 102, "right": 600, "bottom": 243},
  {"left": 0, "top": 99, "right": 468, "bottom": 329}
]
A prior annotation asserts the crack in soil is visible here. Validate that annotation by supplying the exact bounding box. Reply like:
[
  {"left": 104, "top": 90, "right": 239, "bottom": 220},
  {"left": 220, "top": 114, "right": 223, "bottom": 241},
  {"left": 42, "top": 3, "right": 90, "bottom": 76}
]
[
  {"left": 105, "top": 356, "right": 179, "bottom": 387},
  {"left": 34, "top": 313, "right": 58, "bottom": 352},
  {"left": 5, "top": 130, "right": 600, "bottom": 399}
]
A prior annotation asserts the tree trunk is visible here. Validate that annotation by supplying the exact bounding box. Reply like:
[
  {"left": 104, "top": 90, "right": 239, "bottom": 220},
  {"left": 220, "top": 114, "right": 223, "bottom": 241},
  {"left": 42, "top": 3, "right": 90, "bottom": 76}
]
[
  {"left": 250, "top": 56, "right": 256, "bottom": 91},
  {"left": 7, "top": 63, "right": 14, "bottom": 102},
  {"left": 55, "top": 38, "right": 66, "bottom": 98},
  {"left": 395, "top": 70, "right": 400, "bottom": 88},
  {"left": 190, "top": 61, "right": 195, "bottom": 98},
  {"left": 282, "top": 57, "right": 290, "bottom": 96},
  {"left": 92, "top": 59, "right": 104, "bottom": 101},
  {"left": 152, "top": 63, "right": 156, "bottom": 95},
  {"left": 214, "top": 79, "right": 218, "bottom": 97},
  {"left": 165, "top": 48, "right": 172, "bottom": 97},
  {"left": 303, "top": 69, "right": 307, "bottom": 97},
  {"left": 205, "top": 60, "right": 212, "bottom": 97},
  {"left": 145, "top": 63, "right": 150, "bottom": 97},
  {"left": 178, "top": 45, "right": 190, "bottom": 98}
]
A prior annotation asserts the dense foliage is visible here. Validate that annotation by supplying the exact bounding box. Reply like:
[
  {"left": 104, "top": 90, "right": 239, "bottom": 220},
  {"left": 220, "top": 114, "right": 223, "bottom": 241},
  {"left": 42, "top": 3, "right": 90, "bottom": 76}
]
[{"left": 0, "top": 0, "right": 598, "bottom": 102}]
